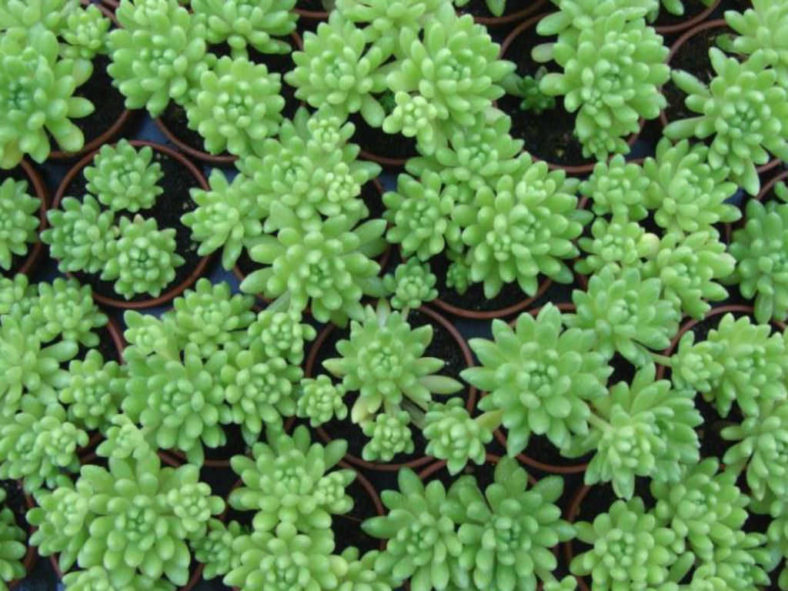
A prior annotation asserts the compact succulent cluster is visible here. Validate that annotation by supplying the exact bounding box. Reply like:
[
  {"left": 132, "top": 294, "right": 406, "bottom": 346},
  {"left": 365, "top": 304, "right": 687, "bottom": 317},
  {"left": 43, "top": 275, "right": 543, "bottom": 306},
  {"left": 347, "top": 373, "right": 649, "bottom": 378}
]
[
  {"left": 0, "top": 178, "right": 41, "bottom": 273},
  {"left": 43, "top": 140, "right": 185, "bottom": 299}
]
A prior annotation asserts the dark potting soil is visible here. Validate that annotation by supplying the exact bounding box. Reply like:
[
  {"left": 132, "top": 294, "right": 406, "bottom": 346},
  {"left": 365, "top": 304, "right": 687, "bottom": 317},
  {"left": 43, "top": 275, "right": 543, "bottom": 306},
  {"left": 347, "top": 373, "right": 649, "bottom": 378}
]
[
  {"left": 523, "top": 433, "right": 593, "bottom": 468},
  {"left": 203, "top": 422, "right": 249, "bottom": 464},
  {"left": 297, "top": 0, "right": 327, "bottom": 12},
  {"left": 652, "top": 0, "right": 714, "bottom": 31},
  {"left": 499, "top": 21, "right": 594, "bottom": 169},
  {"left": 350, "top": 113, "right": 418, "bottom": 164},
  {"left": 663, "top": 25, "right": 732, "bottom": 125},
  {"left": 422, "top": 456, "right": 500, "bottom": 492},
  {"left": 75, "top": 321, "right": 122, "bottom": 363},
  {"left": 64, "top": 148, "right": 204, "bottom": 303},
  {"left": 0, "top": 166, "right": 42, "bottom": 278},
  {"left": 332, "top": 475, "right": 382, "bottom": 554},
  {"left": 454, "top": 0, "right": 529, "bottom": 19},
  {"left": 312, "top": 308, "right": 472, "bottom": 467},
  {"left": 0, "top": 479, "right": 29, "bottom": 536},
  {"left": 71, "top": 54, "right": 127, "bottom": 149}
]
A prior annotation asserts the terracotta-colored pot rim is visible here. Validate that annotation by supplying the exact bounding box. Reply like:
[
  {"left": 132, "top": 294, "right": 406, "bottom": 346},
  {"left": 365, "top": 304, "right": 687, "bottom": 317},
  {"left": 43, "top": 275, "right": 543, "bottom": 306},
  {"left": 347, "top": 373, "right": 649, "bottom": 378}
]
[
  {"left": 724, "top": 168, "right": 787, "bottom": 241},
  {"left": 50, "top": 4, "right": 131, "bottom": 160},
  {"left": 499, "top": 13, "right": 645, "bottom": 176},
  {"left": 52, "top": 140, "right": 212, "bottom": 310},
  {"left": 100, "top": 0, "right": 118, "bottom": 7},
  {"left": 306, "top": 305, "right": 478, "bottom": 472},
  {"left": 433, "top": 275, "right": 554, "bottom": 320},
  {"left": 564, "top": 484, "right": 592, "bottom": 591},
  {"left": 295, "top": 6, "right": 329, "bottom": 20},
  {"left": 757, "top": 169, "right": 788, "bottom": 203},
  {"left": 13, "top": 160, "right": 49, "bottom": 277},
  {"left": 154, "top": 31, "right": 303, "bottom": 166},
  {"left": 359, "top": 147, "right": 408, "bottom": 170},
  {"left": 467, "top": 0, "right": 547, "bottom": 27},
  {"left": 654, "top": 0, "right": 722, "bottom": 35},
  {"left": 8, "top": 490, "right": 37, "bottom": 591}
]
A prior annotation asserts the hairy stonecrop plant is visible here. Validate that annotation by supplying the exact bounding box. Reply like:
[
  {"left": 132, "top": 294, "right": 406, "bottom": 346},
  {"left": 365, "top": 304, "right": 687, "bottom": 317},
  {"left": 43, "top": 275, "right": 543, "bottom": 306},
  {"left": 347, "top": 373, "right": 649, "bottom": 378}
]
[
  {"left": 246, "top": 306, "right": 316, "bottom": 366},
  {"left": 725, "top": 0, "right": 788, "bottom": 86},
  {"left": 539, "top": 11, "right": 669, "bottom": 159},
  {"left": 191, "top": 0, "right": 297, "bottom": 57},
  {"left": 0, "top": 27, "right": 93, "bottom": 168},
  {"left": 335, "top": 0, "right": 443, "bottom": 52},
  {"left": 568, "top": 265, "right": 681, "bottom": 366},
  {"left": 729, "top": 198, "right": 788, "bottom": 323},
  {"left": 59, "top": 3, "right": 111, "bottom": 73},
  {"left": 503, "top": 70, "right": 557, "bottom": 114},
  {"left": 664, "top": 48, "right": 788, "bottom": 195},
  {"left": 575, "top": 218, "right": 659, "bottom": 275},
  {"left": 383, "top": 259, "right": 438, "bottom": 312},
  {"left": 185, "top": 56, "right": 285, "bottom": 157},
  {"left": 361, "top": 410, "right": 415, "bottom": 462},
  {"left": 84, "top": 140, "right": 163, "bottom": 213},
  {"left": 0, "top": 178, "right": 40, "bottom": 271},
  {"left": 455, "top": 157, "right": 589, "bottom": 298},
  {"left": 296, "top": 375, "right": 348, "bottom": 428},
  {"left": 462, "top": 304, "right": 612, "bottom": 456},
  {"left": 580, "top": 155, "right": 651, "bottom": 222},
  {"left": 108, "top": 0, "right": 207, "bottom": 116},
  {"left": 228, "top": 425, "right": 355, "bottom": 533},
  {"left": 423, "top": 398, "right": 492, "bottom": 474},
  {"left": 27, "top": 278, "right": 107, "bottom": 348},
  {"left": 58, "top": 350, "right": 125, "bottom": 432},
  {"left": 0, "top": 488, "right": 25, "bottom": 587},
  {"left": 102, "top": 215, "right": 184, "bottom": 300}
]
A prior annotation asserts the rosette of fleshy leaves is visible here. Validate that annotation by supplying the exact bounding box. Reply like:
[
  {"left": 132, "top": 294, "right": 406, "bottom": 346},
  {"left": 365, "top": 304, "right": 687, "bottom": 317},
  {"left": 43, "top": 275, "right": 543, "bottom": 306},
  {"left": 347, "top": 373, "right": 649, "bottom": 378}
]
[
  {"left": 579, "top": 155, "right": 650, "bottom": 222},
  {"left": 192, "top": 519, "right": 244, "bottom": 582},
  {"left": 84, "top": 140, "right": 164, "bottom": 213},
  {"left": 0, "top": 178, "right": 40, "bottom": 271},
  {"left": 567, "top": 265, "right": 681, "bottom": 366},
  {"left": 725, "top": 0, "right": 788, "bottom": 87},
  {"left": 664, "top": 48, "right": 788, "bottom": 196},
  {"left": 383, "top": 259, "right": 438, "bottom": 312},
  {"left": 108, "top": 0, "right": 207, "bottom": 116},
  {"left": 444, "top": 458, "right": 574, "bottom": 590},
  {"left": 575, "top": 218, "right": 660, "bottom": 276},
  {"left": 58, "top": 350, "right": 125, "bottom": 432},
  {"left": 62, "top": 567, "right": 175, "bottom": 591},
  {"left": 185, "top": 56, "right": 285, "bottom": 157},
  {"left": 0, "top": 488, "right": 26, "bottom": 587},
  {"left": 59, "top": 3, "right": 111, "bottom": 70},
  {"left": 0, "top": 26, "right": 93, "bottom": 168},
  {"left": 0, "top": 396, "right": 87, "bottom": 493},
  {"left": 246, "top": 305, "right": 316, "bottom": 365},
  {"left": 228, "top": 425, "right": 355, "bottom": 533},
  {"left": 191, "top": 0, "right": 297, "bottom": 57},
  {"left": 729, "top": 198, "right": 788, "bottom": 323},
  {"left": 570, "top": 364, "right": 701, "bottom": 499},
  {"left": 296, "top": 375, "right": 348, "bottom": 428},
  {"left": 361, "top": 410, "right": 415, "bottom": 462},
  {"left": 455, "top": 156, "right": 589, "bottom": 298},
  {"left": 363, "top": 468, "right": 463, "bottom": 591},
  {"left": 642, "top": 139, "right": 740, "bottom": 235},
  {"left": 101, "top": 215, "right": 184, "bottom": 300},
  {"left": 462, "top": 304, "right": 612, "bottom": 457},
  {"left": 0, "top": 274, "right": 32, "bottom": 317},
  {"left": 502, "top": 69, "right": 557, "bottom": 114},
  {"left": 286, "top": 13, "right": 387, "bottom": 125},
  {"left": 26, "top": 277, "right": 107, "bottom": 347},
  {"left": 337, "top": 547, "right": 394, "bottom": 591},
  {"left": 423, "top": 398, "right": 492, "bottom": 474},
  {"left": 538, "top": 11, "right": 669, "bottom": 160},
  {"left": 42, "top": 195, "right": 118, "bottom": 274},
  {"left": 383, "top": 3, "right": 514, "bottom": 154},
  {"left": 0, "top": 0, "right": 77, "bottom": 34}
]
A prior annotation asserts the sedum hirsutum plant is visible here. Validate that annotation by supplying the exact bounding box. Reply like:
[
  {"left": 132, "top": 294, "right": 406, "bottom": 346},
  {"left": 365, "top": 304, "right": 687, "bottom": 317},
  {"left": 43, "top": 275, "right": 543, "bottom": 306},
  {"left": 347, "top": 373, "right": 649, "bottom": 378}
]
[
  {"left": 59, "top": 3, "right": 111, "bottom": 78},
  {"left": 503, "top": 70, "right": 556, "bottom": 114},
  {"left": 538, "top": 11, "right": 669, "bottom": 159},
  {"left": 192, "top": 519, "right": 244, "bottom": 581},
  {"left": 0, "top": 178, "right": 40, "bottom": 271},
  {"left": 383, "top": 259, "right": 438, "bottom": 312},
  {"left": 191, "top": 0, "right": 297, "bottom": 57},
  {"left": 228, "top": 425, "right": 355, "bottom": 533},
  {"left": 575, "top": 218, "right": 659, "bottom": 276},
  {"left": 729, "top": 198, "right": 788, "bottom": 323},
  {"left": 335, "top": 0, "right": 443, "bottom": 51},
  {"left": 247, "top": 306, "right": 316, "bottom": 365},
  {"left": 361, "top": 410, "right": 415, "bottom": 462},
  {"left": 423, "top": 398, "right": 492, "bottom": 474},
  {"left": 0, "top": 489, "right": 25, "bottom": 588},
  {"left": 580, "top": 155, "right": 650, "bottom": 222},
  {"left": 725, "top": 0, "right": 788, "bottom": 86},
  {"left": 108, "top": 0, "right": 207, "bottom": 116},
  {"left": 62, "top": 567, "right": 175, "bottom": 591},
  {"left": 664, "top": 49, "right": 788, "bottom": 196},
  {"left": 185, "top": 56, "right": 285, "bottom": 157},
  {"left": 58, "top": 350, "right": 125, "bottom": 432},
  {"left": 0, "top": 26, "right": 93, "bottom": 168},
  {"left": 84, "top": 140, "right": 163, "bottom": 213},
  {"left": 27, "top": 278, "right": 107, "bottom": 348},
  {"left": 296, "top": 375, "right": 348, "bottom": 428}
]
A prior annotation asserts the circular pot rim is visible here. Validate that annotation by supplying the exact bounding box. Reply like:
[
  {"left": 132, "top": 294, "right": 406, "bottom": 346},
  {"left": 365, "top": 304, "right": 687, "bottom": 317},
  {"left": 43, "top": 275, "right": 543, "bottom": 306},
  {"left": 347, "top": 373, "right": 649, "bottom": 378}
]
[
  {"left": 52, "top": 139, "right": 213, "bottom": 310},
  {"left": 12, "top": 160, "right": 49, "bottom": 277},
  {"left": 564, "top": 484, "right": 592, "bottom": 591},
  {"left": 7, "top": 490, "right": 36, "bottom": 591},
  {"left": 466, "top": 0, "right": 547, "bottom": 27},
  {"left": 653, "top": 0, "right": 722, "bottom": 35},
  {"left": 359, "top": 147, "right": 408, "bottom": 170},
  {"left": 433, "top": 275, "right": 554, "bottom": 320},
  {"left": 48, "top": 555, "right": 205, "bottom": 590},
  {"left": 295, "top": 5, "right": 329, "bottom": 20},
  {"left": 305, "top": 304, "right": 478, "bottom": 472}
]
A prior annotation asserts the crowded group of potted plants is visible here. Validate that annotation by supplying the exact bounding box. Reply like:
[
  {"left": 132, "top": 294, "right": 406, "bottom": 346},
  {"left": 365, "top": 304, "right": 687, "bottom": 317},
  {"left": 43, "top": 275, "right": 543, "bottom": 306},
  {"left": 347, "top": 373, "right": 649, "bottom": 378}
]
[{"left": 1, "top": 0, "right": 788, "bottom": 588}]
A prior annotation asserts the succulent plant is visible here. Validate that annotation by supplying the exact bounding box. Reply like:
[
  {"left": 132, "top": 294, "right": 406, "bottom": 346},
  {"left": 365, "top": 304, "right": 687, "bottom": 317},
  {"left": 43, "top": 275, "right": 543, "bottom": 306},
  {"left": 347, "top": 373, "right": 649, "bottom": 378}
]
[
  {"left": 539, "top": 12, "right": 669, "bottom": 159},
  {"left": 0, "top": 0, "right": 75, "bottom": 35},
  {"left": 0, "top": 178, "right": 40, "bottom": 271},
  {"left": 576, "top": 364, "right": 701, "bottom": 499},
  {"left": 58, "top": 350, "right": 125, "bottom": 432},
  {"left": 122, "top": 310, "right": 176, "bottom": 360},
  {"left": 575, "top": 218, "right": 659, "bottom": 276},
  {"left": 286, "top": 13, "right": 387, "bottom": 125},
  {"left": 60, "top": 3, "right": 111, "bottom": 72},
  {"left": 446, "top": 257, "right": 472, "bottom": 295},
  {"left": 423, "top": 398, "right": 491, "bottom": 474},
  {"left": 0, "top": 26, "right": 93, "bottom": 167},
  {"left": 0, "top": 397, "right": 87, "bottom": 493},
  {"left": 296, "top": 375, "right": 348, "bottom": 428},
  {"left": 182, "top": 170, "right": 263, "bottom": 270},
  {"left": 27, "top": 278, "right": 107, "bottom": 347},
  {"left": 185, "top": 56, "right": 285, "bottom": 157},
  {"left": 456, "top": 158, "right": 588, "bottom": 298},
  {"left": 0, "top": 489, "right": 26, "bottom": 587},
  {"left": 0, "top": 274, "right": 31, "bottom": 317},
  {"left": 247, "top": 306, "right": 316, "bottom": 366},
  {"left": 101, "top": 215, "right": 184, "bottom": 300},
  {"left": 382, "top": 92, "right": 443, "bottom": 154},
  {"left": 361, "top": 410, "right": 415, "bottom": 462},
  {"left": 579, "top": 155, "right": 650, "bottom": 222},
  {"left": 61, "top": 567, "right": 176, "bottom": 591},
  {"left": 463, "top": 304, "right": 611, "bottom": 456},
  {"left": 383, "top": 259, "right": 438, "bottom": 311},
  {"left": 192, "top": 519, "right": 243, "bottom": 581},
  {"left": 108, "top": 0, "right": 207, "bottom": 116},
  {"left": 729, "top": 199, "right": 788, "bottom": 323},
  {"left": 334, "top": 0, "right": 443, "bottom": 51},
  {"left": 42, "top": 195, "right": 117, "bottom": 274},
  {"left": 225, "top": 524, "right": 347, "bottom": 591},
  {"left": 453, "top": 0, "right": 507, "bottom": 17},
  {"left": 446, "top": 458, "right": 574, "bottom": 590},
  {"left": 338, "top": 547, "right": 394, "bottom": 591},
  {"left": 363, "top": 468, "right": 463, "bottom": 590},
  {"left": 84, "top": 141, "right": 164, "bottom": 213},
  {"left": 570, "top": 498, "right": 682, "bottom": 588},
  {"left": 567, "top": 265, "right": 681, "bottom": 366},
  {"left": 191, "top": 0, "right": 297, "bottom": 57},
  {"left": 229, "top": 425, "right": 355, "bottom": 532},
  {"left": 240, "top": 206, "right": 386, "bottom": 325},
  {"left": 664, "top": 49, "right": 788, "bottom": 196},
  {"left": 503, "top": 69, "right": 557, "bottom": 114},
  {"left": 94, "top": 414, "right": 151, "bottom": 462},
  {"left": 642, "top": 139, "right": 740, "bottom": 235},
  {"left": 725, "top": 0, "right": 788, "bottom": 86},
  {"left": 323, "top": 301, "right": 463, "bottom": 426}
]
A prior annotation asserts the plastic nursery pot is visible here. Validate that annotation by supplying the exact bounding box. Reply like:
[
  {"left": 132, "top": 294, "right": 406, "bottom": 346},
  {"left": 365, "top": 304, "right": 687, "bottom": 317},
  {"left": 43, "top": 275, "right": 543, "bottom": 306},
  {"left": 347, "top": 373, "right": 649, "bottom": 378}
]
[
  {"left": 1, "top": 159, "right": 48, "bottom": 278},
  {"left": 498, "top": 14, "right": 645, "bottom": 176},
  {"left": 659, "top": 19, "right": 780, "bottom": 175},
  {"left": 154, "top": 32, "right": 304, "bottom": 166},
  {"left": 563, "top": 484, "right": 596, "bottom": 591},
  {"left": 7, "top": 486, "right": 36, "bottom": 591},
  {"left": 50, "top": 2, "right": 131, "bottom": 161},
  {"left": 457, "top": 0, "right": 548, "bottom": 28},
  {"left": 305, "top": 305, "right": 478, "bottom": 473},
  {"left": 653, "top": 0, "right": 722, "bottom": 35},
  {"left": 52, "top": 140, "right": 213, "bottom": 310}
]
